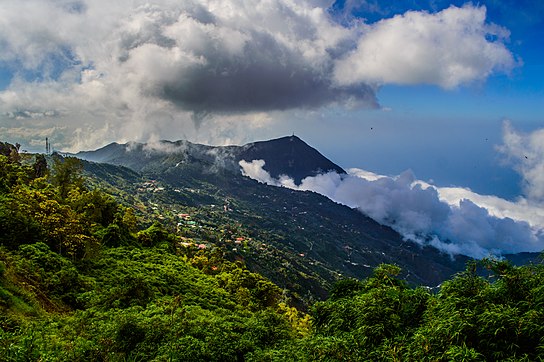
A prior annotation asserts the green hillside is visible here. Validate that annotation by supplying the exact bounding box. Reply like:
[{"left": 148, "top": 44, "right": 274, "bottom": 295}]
[
  {"left": 77, "top": 139, "right": 472, "bottom": 303},
  {"left": 1, "top": 144, "right": 544, "bottom": 361},
  {"left": 0, "top": 147, "right": 308, "bottom": 360}
]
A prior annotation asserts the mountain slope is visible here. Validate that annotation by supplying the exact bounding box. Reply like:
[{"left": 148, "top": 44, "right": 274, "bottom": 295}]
[
  {"left": 76, "top": 136, "right": 472, "bottom": 302},
  {"left": 2, "top": 144, "right": 542, "bottom": 362}
]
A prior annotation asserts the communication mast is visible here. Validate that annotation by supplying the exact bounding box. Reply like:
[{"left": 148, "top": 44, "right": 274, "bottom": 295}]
[{"left": 45, "top": 137, "right": 51, "bottom": 155}]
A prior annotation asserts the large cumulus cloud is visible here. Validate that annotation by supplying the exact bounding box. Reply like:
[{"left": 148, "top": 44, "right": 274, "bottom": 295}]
[
  {"left": 113, "top": 1, "right": 379, "bottom": 114},
  {"left": 0, "top": 1, "right": 517, "bottom": 150},
  {"left": 333, "top": 4, "right": 517, "bottom": 88}
]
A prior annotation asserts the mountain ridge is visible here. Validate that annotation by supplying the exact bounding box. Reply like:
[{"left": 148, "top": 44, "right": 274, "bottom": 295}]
[
  {"left": 237, "top": 135, "right": 346, "bottom": 184},
  {"left": 74, "top": 135, "right": 475, "bottom": 299},
  {"left": 81, "top": 156, "right": 471, "bottom": 301},
  {"left": 76, "top": 135, "right": 346, "bottom": 184}
]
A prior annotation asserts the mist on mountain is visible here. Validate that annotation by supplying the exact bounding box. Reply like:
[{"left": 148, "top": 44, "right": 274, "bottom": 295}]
[
  {"left": 77, "top": 134, "right": 544, "bottom": 261},
  {"left": 240, "top": 159, "right": 544, "bottom": 259}
]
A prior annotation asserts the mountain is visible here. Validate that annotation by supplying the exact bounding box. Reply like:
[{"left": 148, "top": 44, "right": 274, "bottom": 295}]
[
  {"left": 3, "top": 141, "right": 542, "bottom": 362},
  {"left": 76, "top": 135, "right": 345, "bottom": 184},
  {"left": 77, "top": 136, "right": 470, "bottom": 302},
  {"left": 236, "top": 135, "right": 346, "bottom": 184}
]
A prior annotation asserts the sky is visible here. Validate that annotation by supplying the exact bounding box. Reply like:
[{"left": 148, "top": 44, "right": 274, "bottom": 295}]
[{"left": 1, "top": 0, "right": 544, "bottom": 257}]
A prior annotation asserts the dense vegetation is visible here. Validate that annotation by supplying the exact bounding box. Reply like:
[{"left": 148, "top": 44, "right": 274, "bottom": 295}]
[
  {"left": 81, "top": 149, "right": 478, "bottom": 311},
  {"left": 1, "top": 143, "right": 543, "bottom": 361}
]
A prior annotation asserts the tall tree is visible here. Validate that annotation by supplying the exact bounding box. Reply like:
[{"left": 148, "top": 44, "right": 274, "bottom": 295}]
[
  {"left": 33, "top": 154, "right": 48, "bottom": 179},
  {"left": 50, "top": 155, "right": 84, "bottom": 199}
]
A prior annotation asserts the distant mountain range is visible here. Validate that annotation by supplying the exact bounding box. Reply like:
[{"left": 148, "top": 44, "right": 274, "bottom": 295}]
[{"left": 75, "top": 135, "right": 539, "bottom": 301}]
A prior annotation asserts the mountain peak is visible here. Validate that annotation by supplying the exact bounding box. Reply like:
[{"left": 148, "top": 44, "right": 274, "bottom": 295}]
[{"left": 238, "top": 135, "right": 346, "bottom": 184}]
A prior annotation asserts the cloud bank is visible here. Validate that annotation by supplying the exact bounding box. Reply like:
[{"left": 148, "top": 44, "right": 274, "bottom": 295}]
[
  {"left": 0, "top": 1, "right": 517, "bottom": 150},
  {"left": 240, "top": 160, "right": 544, "bottom": 259}
]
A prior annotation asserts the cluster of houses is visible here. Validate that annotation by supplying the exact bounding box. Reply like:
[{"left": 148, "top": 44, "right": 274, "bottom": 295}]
[
  {"left": 177, "top": 213, "right": 198, "bottom": 227},
  {"left": 141, "top": 198, "right": 275, "bottom": 258},
  {"left": 178, "top": 236, "right": 208, "bottom": 250},
  {"left": 137, "top": 180, "right": 165, "bottom": 193},
  {"left": 176, "top": 229, "right": 250, "bottom": 253}
]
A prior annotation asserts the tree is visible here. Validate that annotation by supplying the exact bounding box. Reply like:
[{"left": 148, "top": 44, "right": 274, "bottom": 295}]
[
  {"left": 70, "top": 188, "right": 118, "bottom": 227},
  {"left": 50, "top": 155, "right": 84, "bottom": 199},
  {"left": 308, "top": 264, "right": 431, "bottom": 360},
  {"left": 0, "top": 193, "right": 44, "bottom": 248},
  {"left": 0, "top": 142, "right": 20, "bottom": 163},
  {"left": 32, "top": 154, "right": 48, "bottom": 179},
  {"left": 122, "top": 207, "right": 138, "bottom": 233},
  {"left": 137, "top": 222, "right": 170, "bottom": 247}
]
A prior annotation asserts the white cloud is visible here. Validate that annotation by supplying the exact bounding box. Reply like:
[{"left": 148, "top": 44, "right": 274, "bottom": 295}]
[
  {"left": 240, "top": 159, "right": 278, "bottom": 185},
  {"left": 0, "top": 1, "right": 517, "bottom": 151},
  {"left": 498, "top": 121, "right": 544, "bottom": 204},
  {"left": 240, "top": 160, "right": 544, "bottom": 259},
  {"left": 435, "top": 186, "right": 544, "bottom": 229},
  {"left": 333, "top": 4, "right": 517, "bottom": 88}
]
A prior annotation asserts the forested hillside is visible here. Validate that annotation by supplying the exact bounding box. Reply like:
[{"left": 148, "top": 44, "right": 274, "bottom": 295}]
[
  {"left": 1, "top": 144, "right": 544, "bottom": 361},
  {"left": 76, "top": 137, "right": 473, "bottom": 297}
]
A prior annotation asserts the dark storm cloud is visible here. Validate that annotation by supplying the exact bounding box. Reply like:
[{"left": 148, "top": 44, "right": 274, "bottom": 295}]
[
  {"left": 159, "top": 49, "right": 378, "bottom": 113},
  {"left": 116, "top": 1, "right": 378, "bottom": 113}
]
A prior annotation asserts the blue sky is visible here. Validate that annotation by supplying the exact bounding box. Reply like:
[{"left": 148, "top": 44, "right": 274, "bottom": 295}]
[
  {"left": 306, "top": 0, "right": 544, "bottom": 199},
  {"left": 1, "top": 0, "right": 544, "bottom": 256},
  {"left": 339, "top": 0, "right": 530, "bottom": 200}
]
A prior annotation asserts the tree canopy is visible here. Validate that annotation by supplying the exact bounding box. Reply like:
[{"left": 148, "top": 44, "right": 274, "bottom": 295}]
[{"left": 0, "top": 142, "right": 543, "bottom": 361}]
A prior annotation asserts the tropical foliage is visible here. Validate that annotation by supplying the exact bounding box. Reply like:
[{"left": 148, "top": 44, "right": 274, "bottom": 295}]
[{"left": 0, "top": 144, "right": 543, "bottom": 361}]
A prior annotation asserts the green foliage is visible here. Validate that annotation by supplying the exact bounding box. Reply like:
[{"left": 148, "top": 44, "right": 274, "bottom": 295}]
[
  {"left": 215, "top": 263, "right": 283, "bottom": 310},
  {"left": 0, "top": 142, "right": 20, "bottom": 162},
  {"left": 50, "top": 155, "right": 84, "bottom": 200},
  {"left": 122, "top": 206, "right": 138, "bottom": 232},
  {"left": 308, "top": 264, "right": 430, "bottom": 360},
  {"left": 95, "top": 222, "right": 135, "bottom": 248},
  {"left": 0, "top": 155, "right": 31, "bottom": 193},
  {"left": 272, "top": 261, "right": 544, "bottom": 361},
  {"left": 406, "top": 260, "right": 544, "bottom": 361},
  {"left": 32, "top": 154, "right": 48, "bottom": 179},
  {"left": 0, "top": 193, "right": 44, "bottom": 248},
  {"left": 328, "top": 278, "right": 363, "bottom": 300},
  {"left": 13, "top": 242, "right": 90, "bottom": 309},
  {"left": 0, "top": 148, "right": 121, "bottom": 256},
  {"left": 70, "top": 188, "right": 119, "bottom": 226},
  {"left": 1, "top": 145, "right": 544, "bottom": 360},
  {"left": 137, "top": 221, "right": 171, "bottom": 247},
  {"left": 0, "top": 242, "right": 305, "bottom": 361},
  {"left": 2, "top": 241, "right": 544, "bottom": 361}
]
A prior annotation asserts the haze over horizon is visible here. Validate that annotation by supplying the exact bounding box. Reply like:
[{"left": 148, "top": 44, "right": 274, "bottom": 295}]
[{"left": 1, "top": 0, "right": 544, "bottom": 255}]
